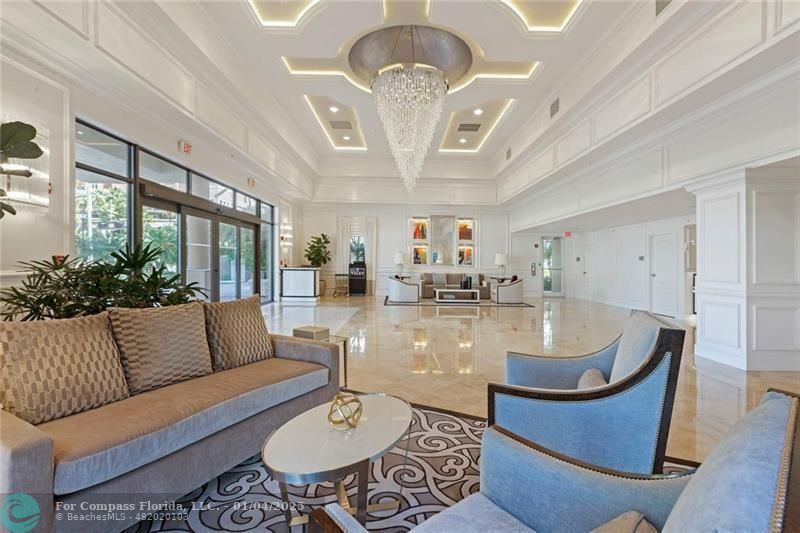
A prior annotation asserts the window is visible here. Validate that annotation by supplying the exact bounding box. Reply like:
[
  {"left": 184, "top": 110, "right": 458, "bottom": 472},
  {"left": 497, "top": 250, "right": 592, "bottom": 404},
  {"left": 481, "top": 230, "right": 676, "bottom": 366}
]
[
  {"left": 260, "top": 203, "right": 274, "bottom": 223},
  {"left": 75, "top": 123, "right": 129, "bottom": 177},
  {"left": 74, "top": 121, "right": 132, "bottom": 261},
  {"left": 139, "top": 151, "right": 187, "bottom": 191},
  {"left": 142, "top": 205, "right": 179, "bottom": 273},
  {"left": 191, "top": 174, "right": 233, "bottom": 208},
  {"left": 236, "top": 193, "right": 258, "bottom": 215},
  {"left": 75, "top": 168, "right": 130, "bottom": 261}
]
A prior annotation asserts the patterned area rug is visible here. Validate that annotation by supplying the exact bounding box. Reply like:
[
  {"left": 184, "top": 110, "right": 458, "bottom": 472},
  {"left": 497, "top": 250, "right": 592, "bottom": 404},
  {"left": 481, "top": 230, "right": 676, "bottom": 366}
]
[{"left": 130, "top": 405, "right": 486, "bottom": 532}]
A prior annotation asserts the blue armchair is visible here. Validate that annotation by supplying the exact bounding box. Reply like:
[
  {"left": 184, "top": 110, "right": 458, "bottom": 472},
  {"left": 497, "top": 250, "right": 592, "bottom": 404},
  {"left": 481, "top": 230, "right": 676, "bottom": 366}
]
[
  {"left": 309, "top": 390, "right": 799, "bottom": 532},
  {"left": 492, "top": 310, "right": 685, "bottom": 474}
]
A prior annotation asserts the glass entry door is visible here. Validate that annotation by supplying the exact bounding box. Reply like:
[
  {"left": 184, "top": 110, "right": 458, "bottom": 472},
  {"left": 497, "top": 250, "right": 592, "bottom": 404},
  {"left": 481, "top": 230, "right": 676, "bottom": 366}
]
[
  {"left": 542, "top": 236, "right": 564, "bottom": 296},
  {"left": 184, "top": 210, "right": 214, "bottom": 301},
  {"left": 180, "top": 211, "right": 258, "bottom": 302}
]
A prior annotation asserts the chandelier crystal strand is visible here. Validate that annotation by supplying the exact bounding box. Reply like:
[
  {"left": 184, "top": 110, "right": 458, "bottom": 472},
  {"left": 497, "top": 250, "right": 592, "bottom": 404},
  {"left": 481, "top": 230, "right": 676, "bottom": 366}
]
[{"left": 372, "top": 66, "right": 446, "bottom": 192}]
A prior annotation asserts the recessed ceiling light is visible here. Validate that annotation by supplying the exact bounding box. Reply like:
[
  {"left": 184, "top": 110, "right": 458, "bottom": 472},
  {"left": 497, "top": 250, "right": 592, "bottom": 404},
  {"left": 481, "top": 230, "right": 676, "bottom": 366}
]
[
  {"left": 342, "top": 135, "right": 351, "bottom": 141},
  {"left": 77, "top": 130, "right": 84, "bottom": 135},
  {"left": 473, "top": 108, "right": 483, "bottom": 116},
  {"left": 459, "top": 138, "right": 467, "bottom": 144},
  {"left": 329, "top": 106, "right": 339, "bottom": 113}
]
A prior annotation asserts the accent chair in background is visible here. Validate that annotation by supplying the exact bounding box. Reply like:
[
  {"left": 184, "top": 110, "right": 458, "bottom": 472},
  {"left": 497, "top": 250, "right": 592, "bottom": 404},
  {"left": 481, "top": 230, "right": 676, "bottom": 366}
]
[
  {"left": 387, "top": 276, "right": 421, "bottom": 303},
  {"left": 490, "top": 278, "right": 524, "bottom": 304},
  {"left": 493, "top": 310, "right": 685, "bottom": 474}
]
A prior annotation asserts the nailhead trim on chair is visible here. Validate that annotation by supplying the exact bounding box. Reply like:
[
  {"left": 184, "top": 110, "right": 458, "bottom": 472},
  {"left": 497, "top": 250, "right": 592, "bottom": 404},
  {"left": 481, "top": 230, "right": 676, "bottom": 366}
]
[
  {"left": 492, "top": 426, "right": 694, "bottom": 482},
  {"left": 771, "top": 397, "right": 798, "bottom": 532}
]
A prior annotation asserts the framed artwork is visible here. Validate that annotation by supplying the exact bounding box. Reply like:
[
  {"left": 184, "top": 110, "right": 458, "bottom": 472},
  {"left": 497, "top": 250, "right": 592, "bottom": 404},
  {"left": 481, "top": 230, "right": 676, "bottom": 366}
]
[
  {"left": 412, "top": 246, "right": 428, "bottom": 265},
  {"left": 458, "top": 246, "right": 474, "bottom": 266},
  {"left": 457, "top": 219, "right": 474, "bottom": 241},
  {"left": 411, "top": 219, "right": 428, "bottom": 241}
]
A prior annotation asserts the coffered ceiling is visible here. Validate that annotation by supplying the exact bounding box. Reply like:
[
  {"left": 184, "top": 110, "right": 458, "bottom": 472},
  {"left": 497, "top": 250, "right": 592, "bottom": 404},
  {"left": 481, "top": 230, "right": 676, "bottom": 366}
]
[{"left": 185, "top": 0, "right": 632, "bottom": 180}]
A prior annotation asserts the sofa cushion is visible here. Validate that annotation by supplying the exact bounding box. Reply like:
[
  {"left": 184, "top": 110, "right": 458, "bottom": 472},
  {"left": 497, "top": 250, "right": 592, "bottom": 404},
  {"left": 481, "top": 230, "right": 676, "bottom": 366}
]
[
  {"left": 415, "top": 493, "right": 535, "bottom": 533},
  {"left": 591, "top": 511, "right": 656, "bottom": 533},
  {"left": 38, "top": 357, "right": 329, "bottom": 495},
  {"left": 432, "top": 273, "right": 447, "bottom": 286},
  {"left": 422, "top": 273, "right": 433, "bottom": 285},
  {"left": 609, "top": 311, "right": 662, "bottom": 383},
  {"left": 204, "top": 295, "right": 273, "bottom": 371},
  {"left": 0, "top": 313, "right": 129, "bottom": 425},
  {"left": 446, "top": 273, "right": 463, "bottom": 285},
  {"left": 577, "top": 368, "right": 608, "bottom": 389},
  {"left": 663, "top": 392, "right": 795, "bottom": 533},
  {"left": 109, "top": 302, "right": 212, "bottom": 394}
]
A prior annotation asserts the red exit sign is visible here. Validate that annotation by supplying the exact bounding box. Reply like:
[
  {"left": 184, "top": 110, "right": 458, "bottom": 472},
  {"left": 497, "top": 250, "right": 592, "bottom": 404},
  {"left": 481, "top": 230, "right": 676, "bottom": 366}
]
[
  {"left": 179, "top": 139, "right": 192, "bottom": 155},
  {"left": 564, "top": 231, "right": 572, "bottom": 237}
]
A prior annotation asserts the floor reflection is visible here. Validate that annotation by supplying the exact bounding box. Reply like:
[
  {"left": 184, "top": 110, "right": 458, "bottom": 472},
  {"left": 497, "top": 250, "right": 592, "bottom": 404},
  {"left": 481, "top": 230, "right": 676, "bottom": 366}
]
[{"left": 264, "top": 296, "right": 800, "bottom": 462}]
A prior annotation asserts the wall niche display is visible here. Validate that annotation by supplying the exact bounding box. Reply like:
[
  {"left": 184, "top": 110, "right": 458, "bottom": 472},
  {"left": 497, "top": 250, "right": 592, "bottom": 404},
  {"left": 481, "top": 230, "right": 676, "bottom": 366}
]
[
  {"left": 458, "top": 246, "right": 473, "bottom": 266},
  {"left": 412, "top": 246, "right": 428, "bottom": 265},
  {"left": 429, "top": 215, "right": 455, "bottom": 266},
  {"left": 457, "top": 219, "right": 474, "bottom": 241},
  {"left": 411, "top": 218, "right": 428, "bottom": 241}
]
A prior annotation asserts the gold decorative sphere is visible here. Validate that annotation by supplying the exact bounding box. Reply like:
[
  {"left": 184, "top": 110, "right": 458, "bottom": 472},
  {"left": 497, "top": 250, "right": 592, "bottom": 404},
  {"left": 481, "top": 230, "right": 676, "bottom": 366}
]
[{"left": 327, "top": 393, "right": 363, "bottom": 431}]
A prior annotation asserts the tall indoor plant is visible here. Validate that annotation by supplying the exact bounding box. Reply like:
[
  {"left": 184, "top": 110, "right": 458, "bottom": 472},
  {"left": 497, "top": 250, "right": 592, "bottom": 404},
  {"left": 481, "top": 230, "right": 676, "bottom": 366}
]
[{"left": 304, "top": 233, "right": 331, "bottom": 294}]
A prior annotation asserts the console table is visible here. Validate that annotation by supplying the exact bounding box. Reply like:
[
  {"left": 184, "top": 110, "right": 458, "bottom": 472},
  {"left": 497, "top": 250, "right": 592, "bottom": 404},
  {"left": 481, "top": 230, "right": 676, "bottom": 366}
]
[{"left": 433, "top": 288, "right": 480, "bottom": 304}]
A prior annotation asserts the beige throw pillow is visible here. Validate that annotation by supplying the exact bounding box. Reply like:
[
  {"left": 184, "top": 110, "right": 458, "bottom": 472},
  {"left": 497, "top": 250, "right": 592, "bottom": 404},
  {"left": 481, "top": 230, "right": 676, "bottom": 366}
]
[
  {"left": 203, "top": 295, "right": 274, "bottom": 371},
  {"left": 577, "top": 367, "right": 608, "bottom": 389},
  {"left": 0, "top": 313, "right": 129, "bottom": 425},
  {"left": 109, "top": 302, "right": 212, "bottom": 394}
]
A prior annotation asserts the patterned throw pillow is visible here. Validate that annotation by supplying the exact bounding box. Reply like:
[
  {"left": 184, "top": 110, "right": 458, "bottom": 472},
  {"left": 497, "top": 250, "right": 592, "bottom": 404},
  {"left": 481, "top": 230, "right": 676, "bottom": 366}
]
[
  {"left": 109, "top": 302, "right": 212, "bottom": 394},
  {"left": 0, "top": 313, "right": 129, "bottom": 425},
  {"left": 432, "top": 273, "right": 447, "bottom": 286},
  {"left": 203, "top": 295, "right": 273, "bottom": 371}
]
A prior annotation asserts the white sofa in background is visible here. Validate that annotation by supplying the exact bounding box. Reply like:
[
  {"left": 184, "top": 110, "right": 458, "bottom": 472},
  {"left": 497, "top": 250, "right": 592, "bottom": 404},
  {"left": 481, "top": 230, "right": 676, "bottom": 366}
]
[
  {"left": 388, "top": 276, "right": 421, "bottom": 303},
  {"left": 491, "top": 279, "right": 524, "bottom": 304}
]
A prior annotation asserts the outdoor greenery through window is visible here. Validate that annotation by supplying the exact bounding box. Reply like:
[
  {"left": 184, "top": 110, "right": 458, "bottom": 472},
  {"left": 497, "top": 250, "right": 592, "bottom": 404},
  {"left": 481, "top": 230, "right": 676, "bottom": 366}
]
[
  {"left": 74, "top": 122, "right": 132, "bottom": 261},
  {"left": 74, "top": 119, "right": 276, "bottom": 302}
]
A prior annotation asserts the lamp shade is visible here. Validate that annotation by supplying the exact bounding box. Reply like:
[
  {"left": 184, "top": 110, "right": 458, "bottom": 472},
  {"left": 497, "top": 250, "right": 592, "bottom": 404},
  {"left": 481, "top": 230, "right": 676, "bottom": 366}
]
[
  {"left": 494, "top": 253, "right": 508, "bottom": 267},
  {"left": 394, "top": 252, "right": 405, "bottom": 264}
]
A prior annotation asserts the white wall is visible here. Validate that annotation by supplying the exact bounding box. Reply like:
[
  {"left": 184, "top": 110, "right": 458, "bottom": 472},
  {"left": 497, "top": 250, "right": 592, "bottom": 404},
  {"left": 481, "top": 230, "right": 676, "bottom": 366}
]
[
  {"left": 691, "top": 167, "right": 800, "bottom": 371},
  {"left": 563, "top": 215, "right": 696, "bottom": 318},
  {"left": 301, "top": 205, "right": 513, "bottom": 295}
]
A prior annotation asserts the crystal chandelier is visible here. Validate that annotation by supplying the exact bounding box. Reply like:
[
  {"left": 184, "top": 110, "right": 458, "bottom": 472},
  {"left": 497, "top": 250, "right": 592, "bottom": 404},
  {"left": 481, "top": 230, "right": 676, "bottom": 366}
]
[{"left": 372, "top": 64, "right": 446, "bottom": 192}]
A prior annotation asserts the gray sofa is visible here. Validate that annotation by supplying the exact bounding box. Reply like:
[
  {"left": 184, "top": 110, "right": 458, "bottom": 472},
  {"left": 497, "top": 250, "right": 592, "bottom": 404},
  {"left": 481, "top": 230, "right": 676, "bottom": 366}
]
[
  {"left": 421, "top": 273, "right": 490, "bottom": 299},
  {"left": 0, "top": 308, "right": 339, "bottom": 533}
]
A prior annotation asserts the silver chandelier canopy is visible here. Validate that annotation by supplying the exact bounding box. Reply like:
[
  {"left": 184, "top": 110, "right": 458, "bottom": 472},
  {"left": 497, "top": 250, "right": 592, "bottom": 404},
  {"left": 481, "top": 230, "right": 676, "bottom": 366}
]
[{"left": 349, "top": 26, "right": 473, "bottom": 192}]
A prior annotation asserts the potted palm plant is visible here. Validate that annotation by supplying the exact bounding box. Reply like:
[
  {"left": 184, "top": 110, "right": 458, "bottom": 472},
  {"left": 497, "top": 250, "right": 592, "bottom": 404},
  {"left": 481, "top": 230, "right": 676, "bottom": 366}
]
[{"left": 304, "top": 233, "right": 331, "bottom": 295}]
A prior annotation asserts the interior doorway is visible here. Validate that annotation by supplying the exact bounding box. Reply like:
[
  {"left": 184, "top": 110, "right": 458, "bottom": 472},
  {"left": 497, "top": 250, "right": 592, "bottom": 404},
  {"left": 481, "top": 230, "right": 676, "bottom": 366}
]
[
  {"left": 649, "top": 232, "right": 678, "bottom": 317},
  {"left": 542, "top": 236, "right": 564, "bottom": 296}
]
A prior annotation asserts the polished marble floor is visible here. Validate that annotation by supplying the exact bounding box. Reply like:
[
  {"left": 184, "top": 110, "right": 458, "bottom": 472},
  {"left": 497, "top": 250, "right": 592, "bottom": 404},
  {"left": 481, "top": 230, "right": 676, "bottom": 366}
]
[{"left": 264, "top": 296, "right": 800, "bottom": 462}]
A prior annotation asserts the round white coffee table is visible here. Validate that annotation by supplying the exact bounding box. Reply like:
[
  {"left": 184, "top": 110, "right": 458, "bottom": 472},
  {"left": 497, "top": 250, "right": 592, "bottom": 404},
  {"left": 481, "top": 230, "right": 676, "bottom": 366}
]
[{"left": 262, "top": 394, "right": 412, "bottom": 527}]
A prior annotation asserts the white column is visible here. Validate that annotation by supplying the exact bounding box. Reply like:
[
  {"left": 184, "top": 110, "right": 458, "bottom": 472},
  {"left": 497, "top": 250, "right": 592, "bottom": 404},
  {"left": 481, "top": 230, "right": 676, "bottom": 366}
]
[{"left": 688, "top": 165, "right": 800, "bottom": 371}]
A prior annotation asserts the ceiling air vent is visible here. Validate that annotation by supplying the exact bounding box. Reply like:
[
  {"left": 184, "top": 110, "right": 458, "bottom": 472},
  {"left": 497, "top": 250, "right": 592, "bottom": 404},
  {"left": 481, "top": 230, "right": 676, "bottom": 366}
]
[
  {"left": 550, "top": 98, "right": 560, "bottom": 118},
  {"left": 329, "top": 120, "right": 353, "bottom": 130},
  {"left": 656, "top": 0, "right": 672, "bottom": 15},
  {"left": 506, "top": 147, "right": 512, "bottom": 161},
  {"left": 457, "top": 123, "right": 481, "bottom": 132}
]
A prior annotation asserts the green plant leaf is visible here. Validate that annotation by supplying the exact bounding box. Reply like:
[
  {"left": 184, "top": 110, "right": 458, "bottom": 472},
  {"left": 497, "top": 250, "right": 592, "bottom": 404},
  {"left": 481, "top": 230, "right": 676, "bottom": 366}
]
[{"left": 1, "top": 121, "right": 36, "bottom": 148}]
